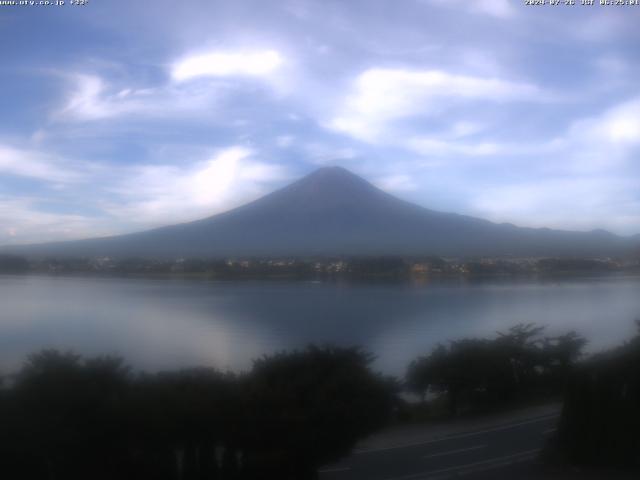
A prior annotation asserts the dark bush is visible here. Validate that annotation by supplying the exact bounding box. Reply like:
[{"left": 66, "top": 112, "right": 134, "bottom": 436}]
[{"left": 0, "top": 345, "right": 396, "bottom": 480}]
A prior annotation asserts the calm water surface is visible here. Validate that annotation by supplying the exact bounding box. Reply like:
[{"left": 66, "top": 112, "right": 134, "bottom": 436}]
[{"left": 1, "top": 274, "right": 639, "bottom": 376}]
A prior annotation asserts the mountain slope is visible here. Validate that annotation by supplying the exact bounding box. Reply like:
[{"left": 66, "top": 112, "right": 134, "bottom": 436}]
[{"left": 4, "top": 167, "right": 637, "bottom": 258}]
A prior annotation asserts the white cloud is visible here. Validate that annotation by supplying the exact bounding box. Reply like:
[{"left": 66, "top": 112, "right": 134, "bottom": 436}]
[
  {"left": 328, "top": 68, "right": 540, "bottom": 141},
  {"left": 105, "top": 146, "right": 290, "bottom": 226},
  {"left": 552, "top": 97, "right": 640, "bottom": 174},
  {"left": 451, "top": 98, "right": 640, "bottom": 234},
  {"left": 406, "top": 97, "right": 640, "bottom": 166},
  {"left": 472, "top": 177, "right": 640, "bottom": 234},
  {"left": 576, "top": 98, "right": 640, "bottom": 145},
  {"left": 0, "top": 144, "right": 84, "bottom": 183},
  {"left": 406, "top": 136, "right": 563, "bottom": 158},
  {"left": 373, "top": 174, "right": 417, "bottom": 193},
  {"left": 0, "top": 144, "right": 292, "bottom": 245},
  {"left": 57, "top": 74, "right": 224, "bottom": 122},
  {"left": 0, "top": 197, "right": 112, "bottom": 245},
  {"left": 56, "top": 50, "right": 286, "bottom": 122},
  {"left": 60, "top": 75, "right": 115, "bottom": 120},
  {"left": 171, "top": 49, "right": 283, "bottom": 82},
  {"left": 57, "top": 74, "right": 162, "bottom": 121}
]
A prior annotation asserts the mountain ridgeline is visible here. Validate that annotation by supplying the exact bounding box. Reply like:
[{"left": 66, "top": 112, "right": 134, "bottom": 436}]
[{"left": 5, "top": 167, "right": 639, "bottom": 259}]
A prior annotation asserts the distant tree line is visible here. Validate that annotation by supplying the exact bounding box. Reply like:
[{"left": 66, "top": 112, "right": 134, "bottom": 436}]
[
  {"left": 535, "top": 258, "right": 617, "bottom": 273},
  {"left": 0, "top": 254, "right": 29, "bottom": 273},
  {"left": 0, "top": 346, "right": 397, "bottom": 480},
  {"left": 2, "top": 254, "right": 636, "bottom": 278}
]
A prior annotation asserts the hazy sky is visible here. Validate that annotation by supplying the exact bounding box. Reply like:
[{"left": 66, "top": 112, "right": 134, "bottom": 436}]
[{"left": 1, "top": 0, "right": 639, "bottom": 244}]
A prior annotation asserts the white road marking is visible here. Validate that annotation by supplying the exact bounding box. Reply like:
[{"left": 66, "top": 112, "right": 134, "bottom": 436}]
[
  {"left": 422, "top": 444, "right": 486, "bottom": 459},
  {"left": 543, "top": 428, "right": 557, "bottom": 435},
  {"left": 382, "top": 448, "right": 541, "bottom": 480},
  {"left": 355, "top": 413, "right": 558, "bottom": 454}
]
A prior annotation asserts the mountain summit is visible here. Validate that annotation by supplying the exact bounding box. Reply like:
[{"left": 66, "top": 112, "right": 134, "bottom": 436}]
[
  {"left": 4, "top": 167, "right": 636, "bottom": 258},
  {"left": 232, "top": 166, "right": 414, "bottom": 217},
  {"left": 281, "top": 165, "right": 373, "bottom": 197}
]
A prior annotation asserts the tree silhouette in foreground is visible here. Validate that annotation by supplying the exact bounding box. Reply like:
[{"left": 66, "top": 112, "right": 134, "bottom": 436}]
[
  {"left": 406, "top": 324, "right": 587, "bottom": 416},
  {"left": 3, "top": 350, "right": 132, "bottom": 480},
  {"left": 243, "top": 346, "right": 397, "bottom": 479},
  {"left": 0, "top": 346, "right": 396, "bottom": 480},
  {"left": 555, "top": 322, "right": 640, "bottom": 469}
]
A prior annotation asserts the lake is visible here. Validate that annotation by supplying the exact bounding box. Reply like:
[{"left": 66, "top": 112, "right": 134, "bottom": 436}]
[{"left": 1, "top": 274, "right": 639, "bottom": 376}]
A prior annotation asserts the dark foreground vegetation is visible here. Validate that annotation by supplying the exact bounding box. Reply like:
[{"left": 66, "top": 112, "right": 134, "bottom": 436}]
[
  {"left": 405, "top": 324, "right": 587, "bottom": 418},
  {"left": 554, "top": 323, "right": 640, "bottom": 469},
  {"left": 0, "top": 346, "right": 396, "bottom": 480},
  {"left": 405, "top": 322, "right": 640, "bottom": 473},
  {"left": 1, "top": 323, "right": 638, "bottom": 478}
]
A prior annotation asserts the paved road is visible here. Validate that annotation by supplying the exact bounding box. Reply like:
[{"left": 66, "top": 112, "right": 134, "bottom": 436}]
[{"left": 318, "top": 411, "right": 559, "bottom": 480}]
